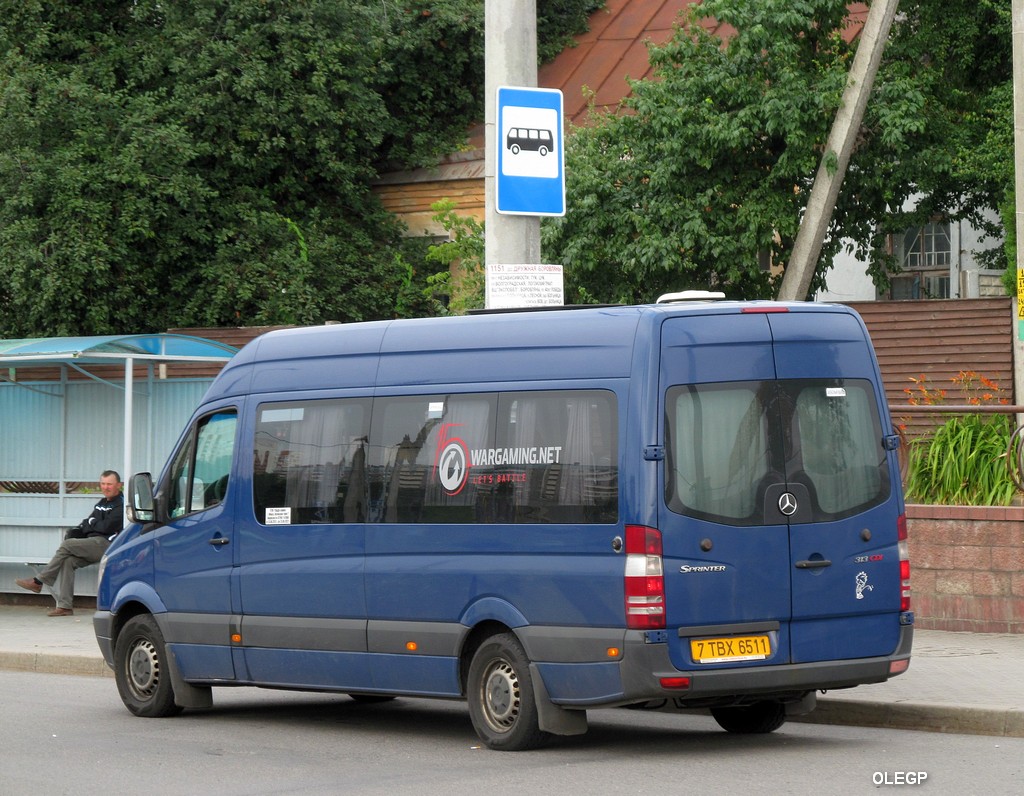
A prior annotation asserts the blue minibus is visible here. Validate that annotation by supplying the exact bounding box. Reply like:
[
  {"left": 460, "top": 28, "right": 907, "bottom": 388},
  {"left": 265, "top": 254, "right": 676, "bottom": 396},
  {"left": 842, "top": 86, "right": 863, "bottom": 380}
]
[{"left": 94, "top": 299, "right": 912, "bottom": 750}]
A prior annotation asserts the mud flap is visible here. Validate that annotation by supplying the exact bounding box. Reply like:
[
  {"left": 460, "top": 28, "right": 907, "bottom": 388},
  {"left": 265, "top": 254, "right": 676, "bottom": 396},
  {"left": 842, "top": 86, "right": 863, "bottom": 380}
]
[
  {"left": 529, "top": 663, "right": 588, "bottom": 736},
  {"left": 785, "top": 691, "right": 817, "bottom": 717},
  {"left": 168, "top": 648, "right": 214, "bottom": 710}
]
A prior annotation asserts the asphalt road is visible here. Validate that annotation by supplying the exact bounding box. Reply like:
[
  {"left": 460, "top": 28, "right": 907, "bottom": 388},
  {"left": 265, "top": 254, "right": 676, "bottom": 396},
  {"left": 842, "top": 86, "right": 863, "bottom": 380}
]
[{"left": 3, "top": 670, "right": 1022, "bottom": 795}]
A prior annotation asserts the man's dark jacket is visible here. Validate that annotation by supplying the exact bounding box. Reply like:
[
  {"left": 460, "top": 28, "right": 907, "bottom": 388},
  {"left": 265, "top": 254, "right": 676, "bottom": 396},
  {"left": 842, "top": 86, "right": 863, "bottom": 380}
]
[{"left": 65, "top": 494, "right": 124, "bottom": 540}]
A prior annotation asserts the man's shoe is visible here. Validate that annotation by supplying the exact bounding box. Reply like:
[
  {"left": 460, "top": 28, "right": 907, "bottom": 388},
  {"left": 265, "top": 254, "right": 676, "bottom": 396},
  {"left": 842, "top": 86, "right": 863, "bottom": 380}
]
[
  {"left": 15, "top": 577, "right": 41, "bottom": 594},
  {"left": 47, "top": 607, "right": 74, "bottom": 617}
]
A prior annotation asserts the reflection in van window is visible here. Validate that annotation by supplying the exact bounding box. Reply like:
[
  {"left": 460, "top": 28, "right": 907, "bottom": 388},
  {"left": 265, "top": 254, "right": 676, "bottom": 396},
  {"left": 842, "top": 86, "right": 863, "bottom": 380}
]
[
  {"left": 794, "top": 383, "right": 884, "bottom": 514},
  {"left": 253, "top": 400, "right": 370, "bottom": 524},
  {"left": 665, "top": 379, "right": 889, "bottom": 525},
  {"left": 253, "top": 391, "right": 617, "bottom": 526},
  {"left": 666, "top": 384, "right": 770, "bottom": 521},
  {"left": 371, "top": 394, "right": 494, "bottom": 524},
  {"left": 366, "top": 389, "right": 617, "bottom": 524},
  {"left": 169, "top": 410, "right": 237, "bottom": 518}
]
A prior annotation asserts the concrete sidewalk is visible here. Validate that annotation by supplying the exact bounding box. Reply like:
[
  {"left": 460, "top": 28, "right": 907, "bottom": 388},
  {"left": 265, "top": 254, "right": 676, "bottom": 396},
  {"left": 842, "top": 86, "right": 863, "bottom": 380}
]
[
  {"left": 0, "top": 603, "right": 110, "bottom": 678},
  {"left": 1, "top": 603, "right": 1022, "bottom": 737}
]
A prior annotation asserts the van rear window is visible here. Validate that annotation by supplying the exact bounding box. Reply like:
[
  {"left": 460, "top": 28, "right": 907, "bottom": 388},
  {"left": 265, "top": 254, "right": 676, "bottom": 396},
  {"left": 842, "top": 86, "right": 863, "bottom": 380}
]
[
  {"left": 665, "top": 379, "right": 890, "bottom": 525},
  {"left": 253, "top": 390, "right": 617, "bottom": 525}
]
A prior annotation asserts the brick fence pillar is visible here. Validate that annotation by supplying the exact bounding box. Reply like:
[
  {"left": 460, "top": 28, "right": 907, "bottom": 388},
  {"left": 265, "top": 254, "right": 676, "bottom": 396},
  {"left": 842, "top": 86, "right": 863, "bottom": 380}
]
[{"left": 907, "top": 504, "right": 1024, "bottom": 633}]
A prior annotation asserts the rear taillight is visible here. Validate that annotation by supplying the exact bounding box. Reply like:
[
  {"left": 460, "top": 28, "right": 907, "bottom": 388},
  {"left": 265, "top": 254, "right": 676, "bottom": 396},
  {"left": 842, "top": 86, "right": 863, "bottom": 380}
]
[
  {"left": 624, "top": 524, "right": 665, "bottom": 629},
  {"left": 897, "top": 513, "right": 911, "bottom": 611}
]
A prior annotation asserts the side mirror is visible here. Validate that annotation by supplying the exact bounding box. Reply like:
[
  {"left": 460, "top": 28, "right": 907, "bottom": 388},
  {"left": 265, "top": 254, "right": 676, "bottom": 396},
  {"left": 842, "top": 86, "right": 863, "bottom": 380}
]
[{"left": 128, "top": 472, "right": 156, "bottom": 523}]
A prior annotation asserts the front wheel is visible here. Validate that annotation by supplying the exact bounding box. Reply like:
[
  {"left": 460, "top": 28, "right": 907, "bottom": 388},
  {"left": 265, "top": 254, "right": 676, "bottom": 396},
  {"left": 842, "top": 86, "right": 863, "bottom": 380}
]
[
  {"left": 710, "top": 701, "right": 786, "bottom": 734},
  {"left": 466, "top": 632, "right": 550, "bottom": 751},
  {"left": 113, "top": 614, "right": 183, "bottom": 718}
]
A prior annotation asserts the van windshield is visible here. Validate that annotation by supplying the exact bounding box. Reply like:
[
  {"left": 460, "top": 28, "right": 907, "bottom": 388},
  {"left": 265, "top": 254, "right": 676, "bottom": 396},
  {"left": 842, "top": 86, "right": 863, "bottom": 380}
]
[{"left": 665, "top": 379, "right": 890, "bottom": 525}]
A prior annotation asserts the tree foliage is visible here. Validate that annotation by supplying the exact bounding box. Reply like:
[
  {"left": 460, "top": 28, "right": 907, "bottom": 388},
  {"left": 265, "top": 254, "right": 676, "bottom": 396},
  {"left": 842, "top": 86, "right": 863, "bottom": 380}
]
[
  {"left": 894, "top": 0, "right": 1013, "bottom": 288},
  {"left": 0, "top": 0, "right": 601, "bottom": 335},
  {"left": 542, "top": 0, "right": 1011, "bottom": 303}
]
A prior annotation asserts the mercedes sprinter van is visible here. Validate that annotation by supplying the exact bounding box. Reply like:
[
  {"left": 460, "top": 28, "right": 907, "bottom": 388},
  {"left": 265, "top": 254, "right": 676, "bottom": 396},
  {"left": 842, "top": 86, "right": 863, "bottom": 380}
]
[{"left": 95, "top": 299, "right": 912, "bottom": 750}]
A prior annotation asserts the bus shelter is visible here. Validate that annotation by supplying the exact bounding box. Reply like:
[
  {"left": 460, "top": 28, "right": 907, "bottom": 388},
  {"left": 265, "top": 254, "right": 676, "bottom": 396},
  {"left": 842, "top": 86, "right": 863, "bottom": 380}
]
[{"left": 0, "top": 333, "right": 237, "bottom": 590}]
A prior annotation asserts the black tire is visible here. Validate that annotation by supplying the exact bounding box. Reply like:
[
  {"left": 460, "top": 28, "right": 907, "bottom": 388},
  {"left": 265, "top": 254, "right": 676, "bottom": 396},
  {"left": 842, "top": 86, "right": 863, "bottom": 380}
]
[
  {"left": 538, "top": 146, "right": 549, "bottom": 156},
  {"left": 466, "top": 632, "right": 550, "bottom": 751},
  {"left": 710, "top": 701, "right": 786, "bottom": 734},
  {"left": 113, "top": 615, "right": 184, "bottom": 718}
]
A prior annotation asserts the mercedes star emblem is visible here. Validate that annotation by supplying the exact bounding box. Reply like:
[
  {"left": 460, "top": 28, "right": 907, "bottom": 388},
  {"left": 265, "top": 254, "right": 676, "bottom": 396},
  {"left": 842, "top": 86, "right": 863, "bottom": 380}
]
[{"left": 778, "top": 492, "right": 798, "bottom": 516}]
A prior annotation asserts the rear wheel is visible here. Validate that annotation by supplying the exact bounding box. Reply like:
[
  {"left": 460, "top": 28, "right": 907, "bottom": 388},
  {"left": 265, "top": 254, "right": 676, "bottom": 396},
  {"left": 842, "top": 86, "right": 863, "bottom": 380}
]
[
  {"left": 467, "top": 632, "right": 550, "bottom": 751},
  {"left": 114, "top": 614, "right": 183, "bottom": 718},
  {"left": 710, "top": 701, "right": 786, "bottom": 734}
]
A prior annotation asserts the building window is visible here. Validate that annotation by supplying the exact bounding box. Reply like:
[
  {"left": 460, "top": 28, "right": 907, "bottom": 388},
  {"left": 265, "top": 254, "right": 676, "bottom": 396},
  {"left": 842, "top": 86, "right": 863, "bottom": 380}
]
[
  {"left": 902, "top": 223, "right": 951, "bottom": 269},
  {"left": 887, "top": 221, "right": 952, "bottom": 299}
]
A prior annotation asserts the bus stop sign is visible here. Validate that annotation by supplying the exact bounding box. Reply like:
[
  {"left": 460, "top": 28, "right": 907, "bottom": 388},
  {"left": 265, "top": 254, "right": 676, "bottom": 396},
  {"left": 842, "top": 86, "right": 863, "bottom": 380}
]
[{"left": 495, "top": 86, "right": 566, "bottom": 217}]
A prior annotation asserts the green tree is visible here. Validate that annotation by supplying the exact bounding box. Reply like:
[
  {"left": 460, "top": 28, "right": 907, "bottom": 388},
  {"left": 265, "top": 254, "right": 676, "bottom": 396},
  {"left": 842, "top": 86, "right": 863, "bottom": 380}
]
[
  {"left": 0, "top": 1, "right": 428, "bottom": 333},
  {"left": 899, "top": 0, "right": 1014, "bottom": 288},
  {"left": 861, "top": 0, "right": 1010, "bottom": 286},
  {"left": 542, "top": 0, "right": 1011, "bottom": 303},
  {"left": 422, "top": 199, "right": 486, "bottom": 315},
  {"left": 0, "top": 0, "right": 601, "bottom": 335}
]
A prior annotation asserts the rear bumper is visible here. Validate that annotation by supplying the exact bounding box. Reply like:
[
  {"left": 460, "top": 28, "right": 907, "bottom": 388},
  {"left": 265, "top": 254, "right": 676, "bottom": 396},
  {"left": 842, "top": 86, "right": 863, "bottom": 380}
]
[{"left": 613, "top": 624, "right": 913, "bottom": 706}]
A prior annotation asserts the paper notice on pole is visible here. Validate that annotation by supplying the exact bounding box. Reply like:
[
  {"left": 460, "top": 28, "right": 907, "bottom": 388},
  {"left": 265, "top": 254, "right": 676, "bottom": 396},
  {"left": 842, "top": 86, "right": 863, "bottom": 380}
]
[
  {"left": 1018, "top": 271, "right": 1024, "bottom": 339},
  {"left": 485, "top": 263, "right": 564, "bottom": 309}
]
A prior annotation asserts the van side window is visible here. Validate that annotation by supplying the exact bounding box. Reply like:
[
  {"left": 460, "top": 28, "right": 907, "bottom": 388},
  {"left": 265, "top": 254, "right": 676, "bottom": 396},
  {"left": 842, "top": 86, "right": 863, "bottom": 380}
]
[
  {"left": 168, "top": 410, "right": 237, "bottom": 518},
  {"left": 370, "top": 394, "right": 496, "bottom": 524},
  {"left": 370, "top": 390, "right": 618, "bottom": 525},
  {"left": 497, "top": 391, "right": 617, "bottom": 523},
  {"left": 253, "top": 399, "right": 369, "bottom": 525}
]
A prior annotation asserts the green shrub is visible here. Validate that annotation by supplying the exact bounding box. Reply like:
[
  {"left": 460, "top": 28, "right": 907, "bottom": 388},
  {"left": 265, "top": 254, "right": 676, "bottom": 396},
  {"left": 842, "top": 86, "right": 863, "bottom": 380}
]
[{"left": 903, "top": 372, "right": 1017, "bottom": 506}]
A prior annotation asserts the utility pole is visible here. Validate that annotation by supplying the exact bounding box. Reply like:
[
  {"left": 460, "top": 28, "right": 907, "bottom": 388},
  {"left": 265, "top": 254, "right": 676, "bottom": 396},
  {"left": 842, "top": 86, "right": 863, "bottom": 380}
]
[
  {"left": 776, "top": 0, "right": 900, "bottom": 302},
  {"left": 484, "top": 0, "right": 541, "bottom": 274},
  {"left": 1013, "top": 0, "right": 1024, "bottom": 417}
]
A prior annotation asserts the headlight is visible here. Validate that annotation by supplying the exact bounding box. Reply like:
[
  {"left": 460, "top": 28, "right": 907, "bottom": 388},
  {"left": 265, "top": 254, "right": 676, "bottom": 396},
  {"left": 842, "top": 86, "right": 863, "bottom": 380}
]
[{"left": 96, "top": 554, "right": 107, "bottom": 590}]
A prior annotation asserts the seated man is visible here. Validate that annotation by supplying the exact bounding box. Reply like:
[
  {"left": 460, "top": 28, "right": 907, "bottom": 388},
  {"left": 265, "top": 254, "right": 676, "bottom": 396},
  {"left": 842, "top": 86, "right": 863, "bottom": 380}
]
[{"left": 16, "top": 470, "right": 124, "bottom": 617}]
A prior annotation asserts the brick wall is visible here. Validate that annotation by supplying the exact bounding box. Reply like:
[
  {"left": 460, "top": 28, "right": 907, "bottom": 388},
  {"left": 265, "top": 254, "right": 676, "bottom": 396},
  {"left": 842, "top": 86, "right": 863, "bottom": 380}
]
[{"left": 908, "top": 504, "right": 1024, "bottom": 633}]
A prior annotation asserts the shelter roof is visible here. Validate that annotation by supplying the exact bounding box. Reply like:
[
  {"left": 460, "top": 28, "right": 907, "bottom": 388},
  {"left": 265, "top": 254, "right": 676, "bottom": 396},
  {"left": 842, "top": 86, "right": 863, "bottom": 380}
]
[
  {"left": 0, "top": 333, "right": 237, "bottom": 499},
  {"left": 0, "top": 333, "right": 237, "bottom": 366}
]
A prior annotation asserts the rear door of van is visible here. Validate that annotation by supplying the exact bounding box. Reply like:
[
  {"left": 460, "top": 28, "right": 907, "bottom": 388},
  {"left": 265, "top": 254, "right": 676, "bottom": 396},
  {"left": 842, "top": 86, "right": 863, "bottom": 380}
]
[
  {"left": 658, "top": 307, "right": 902, "bottom": 672},
  {"left": 766, "top": 308, "right": 903, "bottom": 663}
]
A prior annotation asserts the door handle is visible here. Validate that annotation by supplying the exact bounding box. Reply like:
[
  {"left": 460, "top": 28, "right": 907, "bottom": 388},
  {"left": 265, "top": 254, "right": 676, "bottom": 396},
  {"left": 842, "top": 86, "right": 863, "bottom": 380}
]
[
  {"left": 208, "top": 537, "right": 230, "bottom": 547},
  {"left": 795, "top": 559, "right": 831, "bottom": 569}
]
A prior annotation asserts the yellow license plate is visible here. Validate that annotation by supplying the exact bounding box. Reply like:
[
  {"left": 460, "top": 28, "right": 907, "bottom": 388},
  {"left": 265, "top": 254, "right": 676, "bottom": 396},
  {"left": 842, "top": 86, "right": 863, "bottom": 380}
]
[{"left": 690, "top": 635, "right": 771, "bottom": 663}]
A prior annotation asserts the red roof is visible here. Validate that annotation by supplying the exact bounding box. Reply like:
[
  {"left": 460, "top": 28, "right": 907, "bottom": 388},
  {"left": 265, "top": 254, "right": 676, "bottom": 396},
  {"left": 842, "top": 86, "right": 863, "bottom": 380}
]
[
  {"left": 540, "top": 1, "right": 707, "bottom": 124},
  {"left": 398, "top": 1, "right": 869, "bottom": 176},
  {"left": 538, "top": 0, "right": 868, "bottom": 126}
]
